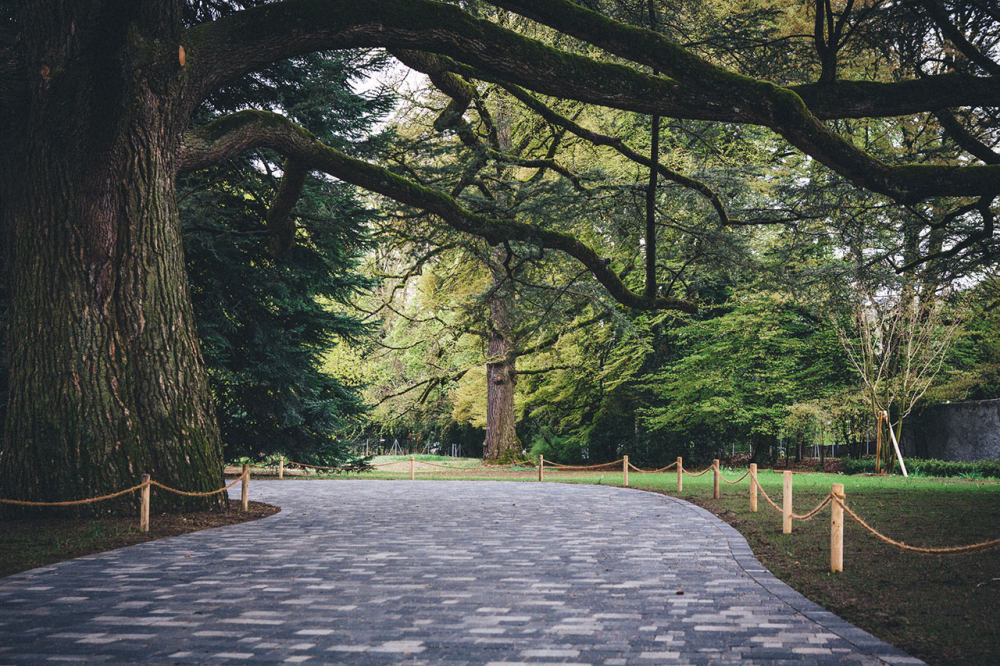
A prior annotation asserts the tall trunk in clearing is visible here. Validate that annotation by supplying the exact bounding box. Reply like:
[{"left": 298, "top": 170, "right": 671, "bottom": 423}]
[
  {"left": 482, "top": 260, "right": 521, "bottom": 461},
  {"left": 0, "top": 1, "right": 224, "bottom": 511},
  {"left": 480, "top": 95, "right": 521, "bottom": 463}
]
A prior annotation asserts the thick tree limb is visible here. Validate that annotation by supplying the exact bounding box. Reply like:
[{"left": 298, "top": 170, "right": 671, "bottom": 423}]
[
  {"left": 486, "top": 0, "right": 1000, "bottom": 117},
  {"left": 178, "top": 0, "right": 1000, "bottom": 202},
  {"left": 265, "top": 158, "right": 308, "bottom": 257},
  {"left": 180, "top": 0, "right": 707, "bottom": 122},
  {"left": 180, "top": 110, "right": 694, "bottom": 312},
  {"left": 182, "top": 0, "right": 1000, "bottom": 122},
  {"left": 480, "top": 0, "right": 1000, "bottom": 202},
  {"left": 934, "top": 109, "right": 1000, "bottom": 165},
  {"left": 179, "top": 0, "right": 1000, "bottom": 144}
]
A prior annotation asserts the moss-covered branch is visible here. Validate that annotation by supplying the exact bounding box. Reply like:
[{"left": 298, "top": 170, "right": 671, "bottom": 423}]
[
  {"left": 265, "top": 158, "right": 308, "bottom": 257},
  {"left": 179, "top": 0, "right": 1000, "bottom": 203},
  {"left": 438, "top": 46, "right": 999, "bottom": 203},
  {"left": 179, "top": 0, "right": 707, "bottom": 122},
  {"left": 180, "top": 110, "right": 695, "bottom": 312},
  {"left": 488, "top": 0, "right": 1000, "bottom": 116}
]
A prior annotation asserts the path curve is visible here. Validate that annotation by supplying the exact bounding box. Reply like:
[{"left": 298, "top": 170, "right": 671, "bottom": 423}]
[{"left": 0, "top": 480, "right": 922, "bottom": 664}]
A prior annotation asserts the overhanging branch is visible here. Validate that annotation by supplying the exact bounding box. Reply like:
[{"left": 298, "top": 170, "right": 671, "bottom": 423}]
[
  {"left": 179, "top": 0, "right": 1000, "bottom": 203},
  {"left": 180, "top": 110, "right": 694, "bottom": 312},
  {"left": 481, "top": 0, "right": 1000, "bottom": 202}
]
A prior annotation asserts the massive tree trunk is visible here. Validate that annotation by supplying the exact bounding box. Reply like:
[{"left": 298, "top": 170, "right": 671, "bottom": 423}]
[
  {"left": 0, "top": 1, "right": 224, "bottom": 511},
  {"left": 483, "top": 263, "right": 521, "bottom": 462}
]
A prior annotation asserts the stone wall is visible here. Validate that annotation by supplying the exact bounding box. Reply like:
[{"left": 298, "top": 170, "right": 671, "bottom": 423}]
[{"left": 903, "top": 398, "right": 1000, "bottom": 461}]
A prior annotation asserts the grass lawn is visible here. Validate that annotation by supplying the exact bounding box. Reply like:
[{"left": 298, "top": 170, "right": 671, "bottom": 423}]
[{"left": 3, "top": 457, "right": 998, "bottom": 665}]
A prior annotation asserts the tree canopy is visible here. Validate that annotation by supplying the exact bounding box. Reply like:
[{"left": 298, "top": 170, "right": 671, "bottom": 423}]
[{"left": 1, "top": 0, "right": 999, "bottom": 505}]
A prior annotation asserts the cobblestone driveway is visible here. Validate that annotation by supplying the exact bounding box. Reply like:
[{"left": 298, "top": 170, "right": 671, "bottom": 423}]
[{"left": 0, "top": 480, "right": 922, "bottom": 664}]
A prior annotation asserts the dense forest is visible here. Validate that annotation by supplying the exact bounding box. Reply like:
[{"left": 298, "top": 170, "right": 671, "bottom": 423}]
[{"left": 2, "top": 0, "right": 999, "bottom": 506}]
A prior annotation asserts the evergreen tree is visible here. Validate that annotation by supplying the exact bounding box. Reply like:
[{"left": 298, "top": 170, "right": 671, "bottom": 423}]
[{"left": 178, "top": 48, "right": 394, "bottom": 463}]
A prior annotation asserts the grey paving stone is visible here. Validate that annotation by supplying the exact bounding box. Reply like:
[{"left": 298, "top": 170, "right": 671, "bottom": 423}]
[{"left": 0, "top": 480, "right": 921, "bottom": 664}]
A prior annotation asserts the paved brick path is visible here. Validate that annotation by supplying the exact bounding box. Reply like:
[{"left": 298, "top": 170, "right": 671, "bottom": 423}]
[{"left": 0, "top": 480, "right": 922, "bottom": 664}]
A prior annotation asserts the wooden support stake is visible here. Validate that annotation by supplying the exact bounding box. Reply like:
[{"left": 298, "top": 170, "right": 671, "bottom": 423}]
[
  {"left": 623, "top": 455, "right": 629, "bottom": 487},
  {"left": 538, "top": 455, "right": 544, "bottom": 482},
  {"left": 884, "top": 411, "right": 909, "bottom": 477},
  {"left": 750, "top": 463, "right": 758, "bottom": 513},
  {"left": 831, "top": 483, "right": 844, "bottom": 572},
  {"left": 410, "top": 455, "right": 415, "bottom": 481},
  {"left": 278, "top": 456, "right": 284, "bottom": 480},
  {"left": 875, "top": 410, "right": 883, "bottom": 474},
  {"left": 782, "top": 470, "right": 792, "bottom": 534},
  {"left": 712, "top": 459, "right": 720, "bottom": 499},
  {"left": 677, "top": 457, "right": 683, "bottom": 492},
  {"left": 241, "top": 463, "right": 249, "bottom": 512},
  {"left": 139, "top": 474, "right": 150, "bottom": 533}
]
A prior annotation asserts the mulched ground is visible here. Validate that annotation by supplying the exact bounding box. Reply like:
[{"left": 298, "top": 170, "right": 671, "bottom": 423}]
[
  {"left": 0, "top": 499, "right": 279, "bottom": 579},
  {"left": 677, "top": 489, "right": 1000, "bottom": 666}
]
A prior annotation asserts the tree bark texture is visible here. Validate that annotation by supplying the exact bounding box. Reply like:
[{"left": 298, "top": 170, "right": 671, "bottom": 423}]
[
  {"left": 482, "top": 260, "right": 521, "bottom": 462},
  {"left": 0, "top": 1, "right": 224, "bottom": 512}
]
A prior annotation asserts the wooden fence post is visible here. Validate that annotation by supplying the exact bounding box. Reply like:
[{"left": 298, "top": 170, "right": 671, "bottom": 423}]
[
  {"left": 538, "top": 455, "right": 544, "bottom": 482},
  {"left": 623, "top": 455, "right": 629, "bottom": 487},
  {"left": 712, "top": 459, "right": 720, "bottom": 499},
  {"left": 140, "top": 474, "right": 150, "bottom": 533},
  {"left": 749, "top": 463, "right": 758, "bottom": 512},
  {"left": 831, "top": 483, "right": 845, "bottom": 572},
  {"left": 677, "top": 457, "right": 683, "bottom": 492},
  {"left": 241, "top": 463, "right": 249, "bottom": 512},
  {"left": 278, "top": 456, "right": 284, "bottom": 480},
  {"left": 782, "top": 470, "right": 792, "bottom": 534},
  {"left": 410, "top": 455, "right": 415, "bottom": 481}
]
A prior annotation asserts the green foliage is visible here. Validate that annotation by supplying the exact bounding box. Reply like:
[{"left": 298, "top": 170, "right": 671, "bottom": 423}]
[
  {"left": 181, "top": 168, "right": 374, "bottom": 463},
  {"left": 527, "top": 427, "right": 588, "bottom": 465},
  {"left": 296, "top": 5, "right": 1000, "bottom": 469},
  {"left": 842, "top": 457, "right": 1000, "bottom": 479},
  {"left": 933, "top": 276, "right": 1000, "bottom": 402},
  {"left": 638, "top": 291, "right": 850, "bottom": 460},
  {"left": 179, "top": 49, "right": 394, "bottom": 463}
]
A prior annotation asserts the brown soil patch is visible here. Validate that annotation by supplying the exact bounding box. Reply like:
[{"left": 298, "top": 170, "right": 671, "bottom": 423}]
[
  {"left": 647, "top": 487, "right": 1000, "bottom": 666},
  {"left": 0, "top": 499, "right": 279, "bottom": 579}
]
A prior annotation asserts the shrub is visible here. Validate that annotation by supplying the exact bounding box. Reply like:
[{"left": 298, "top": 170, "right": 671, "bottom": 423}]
[{"left": 842, "top": 457, "right": 1000, "bottom": 479}]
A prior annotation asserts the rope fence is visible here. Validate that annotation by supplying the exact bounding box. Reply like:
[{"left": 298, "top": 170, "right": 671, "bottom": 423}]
[
  {"left": 833, "top": 495, "right": 1000, "bottom": 554},
  {"left": 359, "top": 452, "right": 1000, "bottom": 569},
  {"left": 264, "top": 452, "right": 1000, "bottom": 567},
  {"left": 720, "top": 469, "right": 751, "bottom": 485},
  {"left": 0, "top": 482, "right": 149, "bottom": 507},
  {"left": 12, "top": 452, "right": 998, "bottom": 571},
  {"left": 0, "top": 465, "right": 252, "bottom": 534}
]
